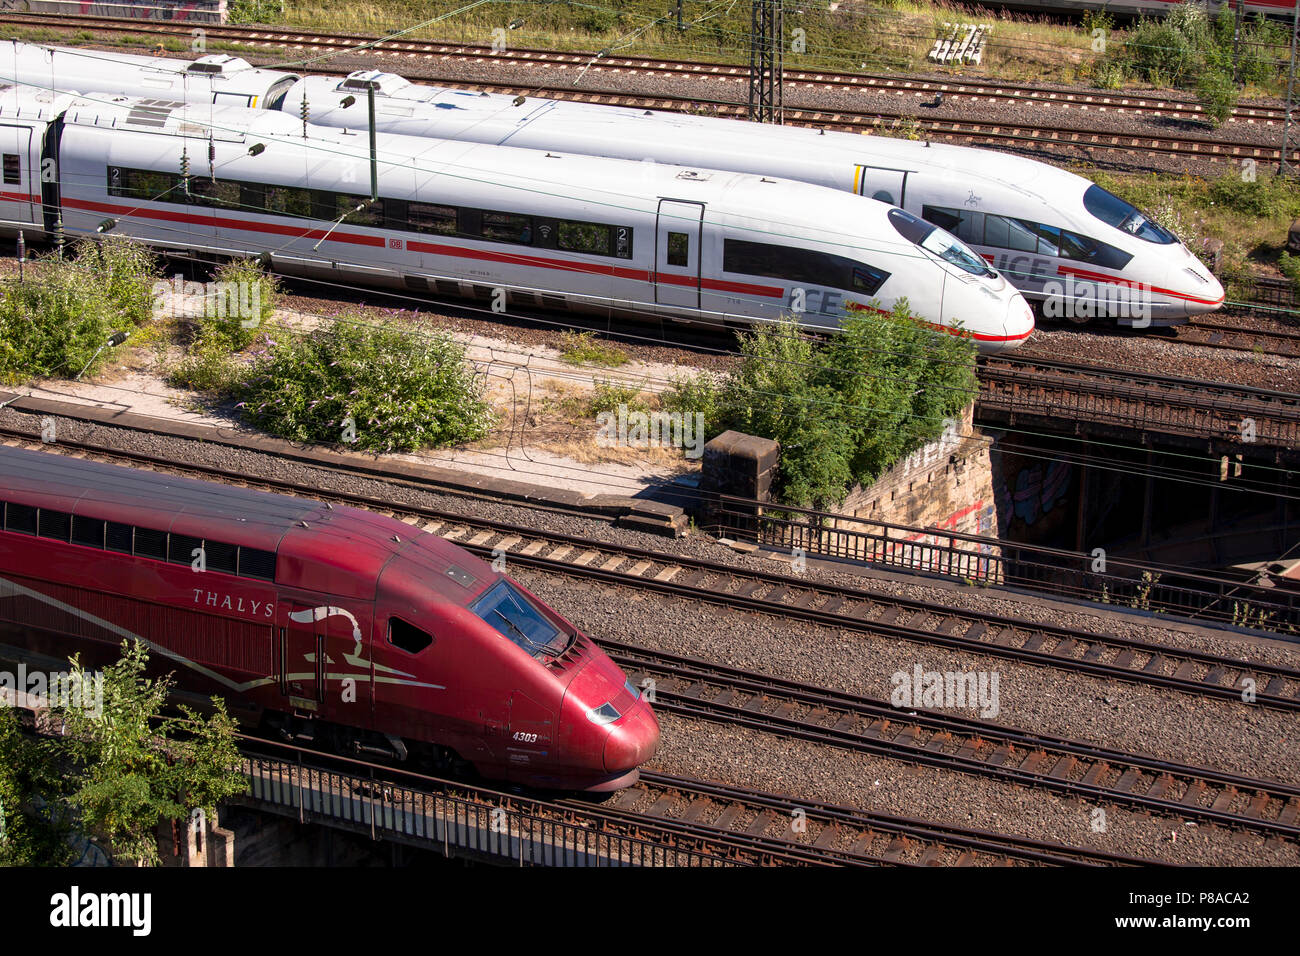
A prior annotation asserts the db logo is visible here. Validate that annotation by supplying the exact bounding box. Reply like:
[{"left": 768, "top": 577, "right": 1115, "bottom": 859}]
[{"left": 388, "top": 238, "right": 403, "bottom": 250}]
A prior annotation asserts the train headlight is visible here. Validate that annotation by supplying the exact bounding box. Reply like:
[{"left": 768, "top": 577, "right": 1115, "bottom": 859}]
[{"left": 586, "top": 702, "right": 621, "bottom": 725}]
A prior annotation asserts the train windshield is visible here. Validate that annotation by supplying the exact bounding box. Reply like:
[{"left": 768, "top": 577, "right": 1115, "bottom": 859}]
[
  {"left": 471, "top": 579, "right": 568, "bottom": 659},
  {"left": 1082, "top": 184, "right": 1177, "bottom": 244},
  {"left": 887, "top": 208, "right": 994, "bottom": 277}
]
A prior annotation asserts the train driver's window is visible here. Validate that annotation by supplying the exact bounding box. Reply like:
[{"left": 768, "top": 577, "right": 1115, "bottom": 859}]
[
  {"left": 667, "top": 232, "right": 689, "bottom": 267},
  {"left": 389, "top": 617, "right": 434, "bottom": 655}
]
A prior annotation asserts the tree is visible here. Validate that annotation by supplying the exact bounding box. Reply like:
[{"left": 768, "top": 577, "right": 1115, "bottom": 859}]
[
  {"left": 0, "top": 708, "right": 73, "bottom": 866},
  {"left": 669, "top": 303, "right": 978, "bottom": 508},
  {"left": 56, "top": 641, "right": 246, "bottom": 866}
]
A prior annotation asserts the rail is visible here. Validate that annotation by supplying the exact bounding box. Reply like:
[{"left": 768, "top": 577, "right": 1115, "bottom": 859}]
[
  {"left": 236, "top": 750, "right": 732, "bottom": 867},
  {"left": 705, "top": 493, "right": 1300, "bottom": 632}
]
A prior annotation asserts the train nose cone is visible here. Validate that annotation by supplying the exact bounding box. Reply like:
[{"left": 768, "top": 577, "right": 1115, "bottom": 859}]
[
  {"left": 603, "top": 701, "right": 660, "bottom": 774},
  {"left": 1182, "top": 267, "right": 1225, "bottom": 316},
  {"left": 990, "top": 292, "right": 1034, "bottom": 352}
]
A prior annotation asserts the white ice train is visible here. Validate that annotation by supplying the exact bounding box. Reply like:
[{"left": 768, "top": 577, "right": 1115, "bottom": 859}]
[
  {"left": 0, "top": 88, "right": 1034, "bottom": 348},
  {"left": 0, "top": 41, "right": 1222, "bottom": 326}
]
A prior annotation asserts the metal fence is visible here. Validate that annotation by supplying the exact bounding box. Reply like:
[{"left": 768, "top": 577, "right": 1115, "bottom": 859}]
[
  {"left": 707, "top": 494, "right": 1300, "bottom": 632},
  {"left": 237, "top": 753, "right": 732, "bottom": 867}
]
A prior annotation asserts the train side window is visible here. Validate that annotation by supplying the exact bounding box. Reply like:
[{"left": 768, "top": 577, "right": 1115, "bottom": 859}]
[
  {"left": 188, "top": 177, "right": 241, "bottom": 209},
  {"left": 107, "top": 166, "right": 186, "bottom": 204},
  {"left": 238, "top": 547, "right": 277, "bottom": 582},
  {"left": 558, "top": 219, "right": 612, "bottom": 256},
  {"left": 667, "top": 232, "right": 689, "bottom": 267},
  {"left": 133, "top": 527, "right": 168, "bottom": 561},
  {"left": 325, "top": 192, "right": 384, "bottom": 228},
  {"left": 169, "top": 533, "right": 204, "bottom": 566},
  {"left": 205, "top": 540, "right": 239, "bottom": 575},
  {"left": 263, "top": 183, "right": 314, "bottom": 219},
  {"left": 2, "top": 154, "right": 19, "bottom": 185},
  {"left": 983, "top": 214, "right": 1011, "bottom": 249},
  {"left": 1026, "top": 222, "right": 1061, "bottom": 258},
  {"left": 71, "top": 515, "right": 106, "bottom": 549},
  {"left": 1060, "top": 230, "right": 1133, "bottom": 271},
  {"left": 853, "top": 266, "right": 888, "bottom": 296},
  {"left": 922, "top": 205, "right": 961, "bottom": 233},
  {"left": 388, "top": 617, "right": 433, "bottom": 655},
  {"left": 106, "top": 521, "right": 133, "bottom": 554},
  {"left": 481, "top": 210, "right": 533, "bottom": 245},
  {"left": 4, "top": 502, "right": 37, "bottom": 535},
  {"left": 1003, "top": 217, "right": 1039, "bottom": 254},
  {"left": 407, "top": 201, "right": 458, "bottom": 236},
  {"left": 37, "top": 509, "right": 71, "bottom": 542}
]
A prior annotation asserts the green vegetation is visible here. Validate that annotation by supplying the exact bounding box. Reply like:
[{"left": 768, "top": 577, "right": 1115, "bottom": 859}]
[
  {"left": 586, "top": 377, "right": 650, "bottom": 416},
  {"left": 665, "top": 302, "right": 978, "bottom": 509},
  {"left": 1278, "top": 251, "right": 1300, "bottom": 293},
  {"left": 1087, "top": 169, "right": 1300, "bottom": 299},
  {"left": 167, "top": 258, "right": 280, "bottom": 393},
  {"left": 235, "top": 314, "right": 495, "bottom": 452},
  {"left": 558, "top": 329, "right": 629, "bottom": 367},
  {"left": 0, "top": 642, "right": 244, "bottom": 866},
  {"left": 0, "top": 238, "right": 157, "bottom": 384},
  {"left": 0, "top": 710, "right": 73, "bottom": 866},
  {"left": 1094, "top": 2, "right": 1287, "bottom": 119}
]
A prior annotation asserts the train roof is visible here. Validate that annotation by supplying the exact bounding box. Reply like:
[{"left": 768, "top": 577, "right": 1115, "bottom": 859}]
[{"left": 0, "top": 444, "right": 491, "bottom": 604}]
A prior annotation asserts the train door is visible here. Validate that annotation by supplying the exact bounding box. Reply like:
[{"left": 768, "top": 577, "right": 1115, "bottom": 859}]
[
  {"left": 509, "top": 692, "right": 555, "bottom": 749},
  {"left": 854, "top": 165, "right": 909, "bottom": 206},
  {"left": 0, "top": 125, "right": 36, "bottom": 225},
  {"left": 654, "top": 199, "right": 704, "bottom": 309},
  {"left": 280, "top": 601, "right": 325, "bottom": 712}
]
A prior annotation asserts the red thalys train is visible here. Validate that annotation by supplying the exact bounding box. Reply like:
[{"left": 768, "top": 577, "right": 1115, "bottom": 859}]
[{"left": 0, "top": 444, "right": 659, "bottom": 791}]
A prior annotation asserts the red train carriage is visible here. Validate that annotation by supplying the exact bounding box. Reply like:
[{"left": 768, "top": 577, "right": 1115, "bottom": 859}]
[{"left": 0, "top": 444, "right": 658, "bottom": 791}]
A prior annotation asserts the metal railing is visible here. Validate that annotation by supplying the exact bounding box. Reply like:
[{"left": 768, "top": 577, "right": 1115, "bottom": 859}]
[
  {"left": 236, "top": 751, "right": 733, "bottom": 867},
  {"left": 977, "top": 357, "right": 1300, "bottom": 448},
  {"left": 707, "top": 493, "right": 1300, "bottom": 633}
]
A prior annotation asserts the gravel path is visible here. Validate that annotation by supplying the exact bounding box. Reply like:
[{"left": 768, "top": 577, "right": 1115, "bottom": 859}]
[
  {"left": 653, "top": 713, "right": 1298, "bottom": 866},
  {"left": 515, "top": 570, "right": 1300, "bottom": 787}
]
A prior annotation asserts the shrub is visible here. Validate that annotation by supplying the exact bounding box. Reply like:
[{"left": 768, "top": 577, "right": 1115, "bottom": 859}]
[
  {"left": 668, "top": 303, "right": 978, "bottom": 508},
  {"left": 661, "top": 371, "right": 723, "bottom": 427},
  {"left": 1196, "top": 68, "right": 1238, "bottom": 128},
  {"left": 558, "top": 330, "right": 629, "bottom": 367},
  {"left": 587, "top": 378, "right": 650, "bottom": 416},
  {"left": 0, "top": 238, "right": 156, "bottom": 383},
  {"left": 167, "top": 336, "right": 244, "bottom": 394},
  {"left": 236, "top": 315, "right": 494, "bottom": 452},
  {"left": 201, "top": 257, "right": 279, "bottom": 352}
]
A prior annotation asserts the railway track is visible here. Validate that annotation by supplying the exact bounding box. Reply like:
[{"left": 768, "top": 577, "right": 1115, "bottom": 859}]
[
  {"left": 978, "top": 354, "right": 1300, "bottom": 451},
  {"left": 5, "top": 424, "right": 1299, "bottom": 715},
  {"left": 1, "top": 13, "right": 1289, "bottom": 166},
  {"left": 232, "top": 737, "right": 1154, "bottom": 865},
  {"left": 1, "top": 13, "right": 1285, "bottom": 125},
  {"left": 598, "top": 771, "right": 1155, "bottom": 865},
  {"left": 611, "top": 641, "right": 1300, "bottom": 842},
  {"left": 1176, "top": 318, "right": 1300, "bottom": 357}
]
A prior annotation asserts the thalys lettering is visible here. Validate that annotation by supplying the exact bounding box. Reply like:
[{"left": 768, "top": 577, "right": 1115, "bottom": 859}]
[{"left": 191, "top": 589, "right": 275, "bottom": 617}]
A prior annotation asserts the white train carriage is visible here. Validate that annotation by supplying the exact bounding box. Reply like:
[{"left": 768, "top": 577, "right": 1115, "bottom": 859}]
[
  {"left": 0, "top": 40, "right": 1212, "bottom": 327},
  {"left": 0, "top": 91, "right": 1033, "bottom": 349}
]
